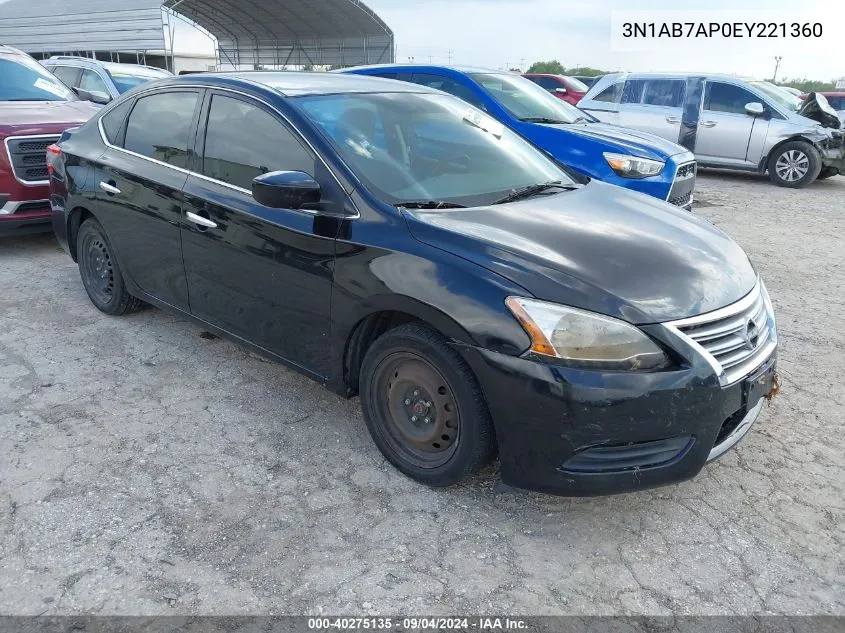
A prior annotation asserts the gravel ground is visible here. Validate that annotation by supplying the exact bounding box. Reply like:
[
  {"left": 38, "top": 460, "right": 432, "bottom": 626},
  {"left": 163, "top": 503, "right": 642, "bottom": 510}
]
[{"left": 1, "top": 171, "right": 843, "bottom": 616}]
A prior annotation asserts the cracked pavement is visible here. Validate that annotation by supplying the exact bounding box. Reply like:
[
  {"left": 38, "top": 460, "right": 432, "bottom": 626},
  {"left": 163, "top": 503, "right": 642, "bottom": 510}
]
[{"left": 1, "top": 172, "right": 843, "bottom": 616}]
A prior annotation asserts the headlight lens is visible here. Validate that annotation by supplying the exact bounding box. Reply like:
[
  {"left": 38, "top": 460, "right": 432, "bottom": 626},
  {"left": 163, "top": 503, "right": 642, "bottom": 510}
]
[
  {"left": 603, "top": 152, "right": 665, "bottom": 178},
  {"left": 505, "top": 297, "right": 670, "bottom": 370}
]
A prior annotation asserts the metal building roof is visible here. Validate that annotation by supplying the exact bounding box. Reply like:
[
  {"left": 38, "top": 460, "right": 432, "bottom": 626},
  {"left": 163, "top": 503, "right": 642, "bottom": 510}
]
[{"left": 0, "top": 0, "right": 394, "bottom": 66}]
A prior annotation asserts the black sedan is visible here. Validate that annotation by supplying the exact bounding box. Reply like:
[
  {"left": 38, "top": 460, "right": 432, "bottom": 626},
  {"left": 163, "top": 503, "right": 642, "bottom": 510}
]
[{"left": 49, "top": 72, "right": 778, "bottom": 496}]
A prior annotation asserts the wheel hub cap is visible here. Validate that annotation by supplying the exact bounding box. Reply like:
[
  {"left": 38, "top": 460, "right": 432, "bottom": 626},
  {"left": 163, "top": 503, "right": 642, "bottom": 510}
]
[{"left": 775, "top": 150, "right": 809, "bottom": 182}]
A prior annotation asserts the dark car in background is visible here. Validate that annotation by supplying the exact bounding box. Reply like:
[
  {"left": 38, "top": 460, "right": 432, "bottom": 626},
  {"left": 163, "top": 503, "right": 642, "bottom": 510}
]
[
  {"left": 522, "top": 73, "right": 590, "bottom": 105},
  {"left": 50, "top": 72, "right": 777, "bottom": 497},
  {"left": 342, "top": 65, "right": 698, "bottom": 209},
  {"left": 572, "top": 75, "right": 603, "bottom": 89},
  {"left": 0, "top": 45, "right": 98, "bottom": 235},
  {"left": 41, "top": 56, "right": 172, "bottom": 104}
]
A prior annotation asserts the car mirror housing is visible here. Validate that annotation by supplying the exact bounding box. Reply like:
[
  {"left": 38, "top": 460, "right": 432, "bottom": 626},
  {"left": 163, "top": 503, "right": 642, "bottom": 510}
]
[
  {"left": 555, "top": 87, "right": 568, "bottom": 95},
  {"left": 252, "top": 170, "right": 322, "bottom": 210},
  {"left": 72, "top": 87, "right": 111, "bottom": 105},
  {"left": 745, "top": 102, "right": 765, "bottom": 116}
]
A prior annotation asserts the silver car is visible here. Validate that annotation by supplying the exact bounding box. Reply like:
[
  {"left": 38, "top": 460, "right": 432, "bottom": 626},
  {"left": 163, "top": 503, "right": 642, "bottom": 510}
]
[
  {"left": 579, "top": 73, "right": 844, "bottom": 188},
  {"left": 40, "top": 56, "right": 171, "bottom": 105}
]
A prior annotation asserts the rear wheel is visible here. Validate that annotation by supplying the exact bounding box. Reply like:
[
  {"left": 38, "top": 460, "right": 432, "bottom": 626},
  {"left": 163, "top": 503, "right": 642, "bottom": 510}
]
[
  {"left": 767, "top": 140, "right": 822, "bottom": 188},
  {"left": 359, "top": 323, "right": 496, "bottom": 487},
  {"left": 77, "top": 218, "right": 144, "bottom": 316}
]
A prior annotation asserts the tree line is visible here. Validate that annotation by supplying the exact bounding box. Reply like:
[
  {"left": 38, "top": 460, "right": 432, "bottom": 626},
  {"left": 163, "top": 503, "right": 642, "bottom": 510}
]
[{"left": 526, "top": 60, "right": 837, "bottom": 91}]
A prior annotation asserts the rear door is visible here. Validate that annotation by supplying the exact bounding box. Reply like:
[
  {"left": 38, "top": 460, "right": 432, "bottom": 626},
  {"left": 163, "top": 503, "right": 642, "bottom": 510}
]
[
  {"left": 180, "top": 90, "right": 342, "bottom": 376},
  {"left": 695, "top": 81, "right": 767, "bottom": 167},
  {"left": 92, "top": 88, "right": 201, "bottom": 311},
  {"left": 617, "top": 78, "right": 685, "bottom": 143}
]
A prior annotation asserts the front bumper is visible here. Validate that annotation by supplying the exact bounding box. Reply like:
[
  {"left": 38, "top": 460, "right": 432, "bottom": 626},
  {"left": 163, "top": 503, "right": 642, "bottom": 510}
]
[
  {"left": 459, "top": 343, "right": 776, "bottom": 497},
  {"left": 0, "top": 198, "right": 53, "bottom": 235}
]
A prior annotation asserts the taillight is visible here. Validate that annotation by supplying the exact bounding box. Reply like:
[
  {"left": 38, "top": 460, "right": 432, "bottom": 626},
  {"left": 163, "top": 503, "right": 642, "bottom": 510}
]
[{"left": 46, "top": 143, "right": 61, "bottom": 175}]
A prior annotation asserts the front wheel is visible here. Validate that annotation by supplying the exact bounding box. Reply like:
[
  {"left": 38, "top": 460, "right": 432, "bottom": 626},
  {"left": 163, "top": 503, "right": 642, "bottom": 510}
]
[
  {"left": 767, "top": 141, "right": 822, "bottom": 188},
  {"left": 359, "top": 323, "right": 496, "bottom": 487}
]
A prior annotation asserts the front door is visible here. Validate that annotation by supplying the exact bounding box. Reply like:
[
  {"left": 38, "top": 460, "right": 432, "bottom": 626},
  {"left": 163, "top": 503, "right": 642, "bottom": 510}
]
[
  {"left": 695, "top": 81, "right": 768, "bottom": 167},
  {"left": 92, "top": 89, "right": 201, "bottom": 311},
  {"left": 180, "top": 91, "right": 344, "bottom": 377}
]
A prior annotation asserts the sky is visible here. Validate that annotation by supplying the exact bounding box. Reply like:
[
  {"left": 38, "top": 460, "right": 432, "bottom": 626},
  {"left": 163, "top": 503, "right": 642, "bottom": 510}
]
[{"left": 35, "top": 0, "right": 841, "bottom": 82}]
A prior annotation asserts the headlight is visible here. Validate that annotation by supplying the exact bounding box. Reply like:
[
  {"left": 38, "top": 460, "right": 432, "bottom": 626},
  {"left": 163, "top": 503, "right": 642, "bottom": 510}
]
[
  {"left": 505, "top": 297, "right": 670, "bottom": 370},
  {"left": 603, "top": 152, "right": 665, "bottom": 179}
]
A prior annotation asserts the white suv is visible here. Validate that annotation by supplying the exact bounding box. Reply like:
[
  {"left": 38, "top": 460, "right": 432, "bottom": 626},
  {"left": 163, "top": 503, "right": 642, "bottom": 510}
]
[{"left": 40, "top": 56, "right": 171, "bottom": 105}]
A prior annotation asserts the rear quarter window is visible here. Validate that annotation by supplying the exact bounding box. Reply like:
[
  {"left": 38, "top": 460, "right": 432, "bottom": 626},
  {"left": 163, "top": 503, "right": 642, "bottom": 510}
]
[{"left": 100, "top": 99, "right": 134, "bottom": 144}]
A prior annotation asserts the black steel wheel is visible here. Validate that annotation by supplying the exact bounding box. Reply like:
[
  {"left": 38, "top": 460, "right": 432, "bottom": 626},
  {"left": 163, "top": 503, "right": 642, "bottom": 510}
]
[
  {"left": 360, "top": 322, "right": 496, "bottom": 487},
  {"left": 77, "top": 218, "right": 144, "bottom": 315}
]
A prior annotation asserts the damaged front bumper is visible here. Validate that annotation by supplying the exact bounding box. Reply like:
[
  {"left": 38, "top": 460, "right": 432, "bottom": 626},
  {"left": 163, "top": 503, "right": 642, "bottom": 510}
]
[{"left": 819, "top": 131, "right": 845, "bottom": 172}]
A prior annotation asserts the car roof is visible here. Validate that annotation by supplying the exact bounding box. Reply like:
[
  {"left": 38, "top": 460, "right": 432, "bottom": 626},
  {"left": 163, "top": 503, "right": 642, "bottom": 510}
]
[
  {"left": 0, "top": 44, "right": 27, "bottom": 57},
  {"left": 600, "top": 71, "right": 759, "bottom": 82},
  {"left": 169, "top": 71, "right": 441, "bottom": 96},
  {"left": 346, "top": 63, "right": 508, "bottom": 76},
  {"left": 820, "top": 92, "right": 845, "bottom": 96},
  {"left": 44, "top": 57, "right": 170, "bottom": 76}
]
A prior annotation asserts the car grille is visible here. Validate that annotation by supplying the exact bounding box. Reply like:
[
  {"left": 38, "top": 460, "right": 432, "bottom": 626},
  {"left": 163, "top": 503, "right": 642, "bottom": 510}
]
[
  {"left": 5, "top": 135, "right": 60, "bottom": 184},
  {"left": 667, "top": 161, "right": 696, "bottom": 209},
  {"left": 666, "top": 281, "right": 777, "bottom": 385},
  {"left": 675, "top": 162, "right": 697, "bottom": 180},
  {"left": 669, "top": 191, "right": 693, "bottom": 208}
]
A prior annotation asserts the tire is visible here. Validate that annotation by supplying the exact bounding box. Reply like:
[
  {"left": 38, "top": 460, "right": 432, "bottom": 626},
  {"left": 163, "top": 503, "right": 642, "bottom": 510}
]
[
  {"left": 359, "top": 322, "right": 496, "bottom": 487},
  {"left": 77, "top": 218, "right": 144, "bottom": 316},
  {"left": 767, "top": 140, "right": 822, "bottom": 188},
  {"left": 817, "top": 166, "right": 840, "bottom": 180}
]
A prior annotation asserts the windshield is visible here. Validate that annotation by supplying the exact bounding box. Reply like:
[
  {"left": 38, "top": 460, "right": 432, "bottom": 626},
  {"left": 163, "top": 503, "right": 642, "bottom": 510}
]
[
  {"left": 296, "top": 92, "right": 574, "bottom": 207},
  {"left": 749, "top": 81, "right": 802, "bottom": 112},
  {"left": 563, "top": 76, "right": 590, "bottom": 93},
  {"left": 469, "top": 72, "right": 595, "bottom": 124},
  {"left": 0, "top": 56, "right": 75, "bottom": 102},
  {"left": 109, "top": 70, "right": 168, "bottom": 94}
]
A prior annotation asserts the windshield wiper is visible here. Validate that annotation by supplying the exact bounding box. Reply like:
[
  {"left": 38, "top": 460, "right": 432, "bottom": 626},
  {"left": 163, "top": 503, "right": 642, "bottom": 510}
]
[
  {"left": 395, "top": 200, "right": 467, "bottom": 210},
  {"left": 520, "top": 116, "right": 568, "bottom": 124},
  {"left": 493, "top": 181, "right": 582, "bottom": 205}
]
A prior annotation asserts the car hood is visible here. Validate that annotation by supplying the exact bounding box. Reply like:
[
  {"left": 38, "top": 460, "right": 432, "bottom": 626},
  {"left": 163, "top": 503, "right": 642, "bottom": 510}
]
[
  {"left": 0, "top": 100, "right": 98, "bottom": 137},
  {"left": 533, "top": 121, "right": 687, "bottom": 160},
  {"left": 796, "top": 93, "right": 842, "bottom": 129},
  {"left": 402, "top": 182, "right": 757, "bottom": 324}
]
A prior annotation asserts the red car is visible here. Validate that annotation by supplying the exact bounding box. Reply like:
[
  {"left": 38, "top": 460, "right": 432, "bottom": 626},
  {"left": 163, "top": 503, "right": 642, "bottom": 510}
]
[
  {"left": 522, "top": 74, "right": 591, "bottom": 105},
  {"left": 1, "top": 46, "right": 98, "bottom": 236}
]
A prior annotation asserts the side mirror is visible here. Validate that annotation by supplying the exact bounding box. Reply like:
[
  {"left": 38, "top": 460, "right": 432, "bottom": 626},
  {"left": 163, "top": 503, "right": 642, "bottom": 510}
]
[
  {"left": 555, "top": 87, "right": 568, "bottom": 95},
  {"left": 252, "top": 171, "right": 321, "bottom": 209},
  {"left": 73, "top": 87, "right": 111, "bottom": 105},
  {"left": 88, "top": 90, "right": 112, "bottom": 105},
  {"left": 745, "top": 102, "right": 765, "bottom": 116}
]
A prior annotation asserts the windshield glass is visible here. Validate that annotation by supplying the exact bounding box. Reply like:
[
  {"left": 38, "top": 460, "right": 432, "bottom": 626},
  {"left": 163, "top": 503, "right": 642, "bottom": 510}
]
[
  {"left": 296, "top": 92, "right": 573, "bottom": 207},
  {"left": 0, "top": 56, "right": 75, "bottom": 101},
  {"left": 749, "top": 80, "right": 802, "bottom": 112},
  {"left": 109, "top": 70, "right": 168, "bottom": 94},
  {"left": 469, "top": 72, "right": 594, "bottom": 124},
  {"left": 564, "top": 76, "right": 590, "bottom": 92}
]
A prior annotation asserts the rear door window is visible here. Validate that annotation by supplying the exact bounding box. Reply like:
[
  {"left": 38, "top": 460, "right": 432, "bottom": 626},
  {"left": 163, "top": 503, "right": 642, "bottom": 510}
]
[
  {"left": 704, "top": 82, "right": 759, "bottom": 114},
  {"left": 123, "top": 91, "right": 199, "bottom": 168},
  {"left": 527, "top": 76, "right": 561, "bottom": 91},
  {"left": 641, "top": 80, "right": 685, "bottom": 107},
  {"left": 100, "top": 99, "right": 134, "bottom": 144}
]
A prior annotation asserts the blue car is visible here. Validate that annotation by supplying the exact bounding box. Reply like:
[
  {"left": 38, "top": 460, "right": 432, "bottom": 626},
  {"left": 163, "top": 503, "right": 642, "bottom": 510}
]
[{"left": 342, "top": 65, "right": 697, "bottom": 209}]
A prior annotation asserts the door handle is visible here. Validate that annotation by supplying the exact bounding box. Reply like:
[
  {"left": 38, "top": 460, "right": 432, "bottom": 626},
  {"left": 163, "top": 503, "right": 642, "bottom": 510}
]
[
  {"left": 699, "top": 120, "right": 717, "bottom": 128},
  {"left": 186, "top": 211, "right": 218, "bottom": 229},
  {"left": 99, "top": 181, "right": 121, "bottom": 195},
  {"left": 666, "top": 116, "right": 681, "bottom": 124}
]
